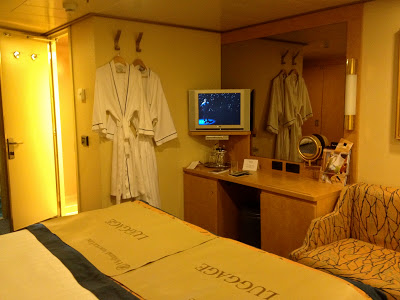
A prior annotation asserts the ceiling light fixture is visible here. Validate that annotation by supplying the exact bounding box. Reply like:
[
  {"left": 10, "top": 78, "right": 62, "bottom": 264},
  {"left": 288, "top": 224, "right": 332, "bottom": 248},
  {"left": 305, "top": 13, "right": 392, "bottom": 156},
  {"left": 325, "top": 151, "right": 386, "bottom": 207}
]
[{"left": 13, "top": 51, "right": 20, "bottom": 59}]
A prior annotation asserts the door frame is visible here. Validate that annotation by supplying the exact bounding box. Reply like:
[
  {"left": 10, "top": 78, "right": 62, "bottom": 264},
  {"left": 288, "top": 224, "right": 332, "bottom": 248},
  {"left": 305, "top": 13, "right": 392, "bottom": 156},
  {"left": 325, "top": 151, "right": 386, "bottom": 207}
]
[{"left": 0, "top": 75, "right": 11, "bottom": 226}]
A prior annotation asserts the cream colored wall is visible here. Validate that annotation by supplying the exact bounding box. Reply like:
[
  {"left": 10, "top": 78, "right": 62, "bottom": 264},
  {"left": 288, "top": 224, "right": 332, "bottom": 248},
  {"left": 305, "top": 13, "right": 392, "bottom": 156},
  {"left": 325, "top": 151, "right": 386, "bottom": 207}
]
[
  {"left": 56, "top": 35, "right": 78, "bottom": 199},
  {"left": 71, "top": 16, "right": 221, "bottom": 217},
  {"left": 358, "top": 0, "right": 400, "bottom": 187},
  {"left": 70, "top": 18, "right": 102, "bottom": 212}
]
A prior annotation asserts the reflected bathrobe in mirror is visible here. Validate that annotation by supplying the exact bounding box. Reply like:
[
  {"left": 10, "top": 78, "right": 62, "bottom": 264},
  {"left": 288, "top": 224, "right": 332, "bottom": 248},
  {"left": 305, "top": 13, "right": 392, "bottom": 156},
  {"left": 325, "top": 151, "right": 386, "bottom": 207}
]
[
  {"left": 92, "top": 62, "right": 154, "bottom": 204},
  {"left": 284, "top": 73, "right": 313, "bottom": 162},
  {"left": 267, "top": 72, "right": 290, "bottom": 161},
  {"left": 136, "top": 67, "right": 177, "bottom": 208}
]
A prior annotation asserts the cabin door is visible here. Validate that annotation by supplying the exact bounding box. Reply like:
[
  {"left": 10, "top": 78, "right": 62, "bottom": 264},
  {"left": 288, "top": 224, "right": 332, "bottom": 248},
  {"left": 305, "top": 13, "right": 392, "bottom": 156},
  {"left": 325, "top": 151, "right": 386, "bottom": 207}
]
[{"left": 0, "top": 36, "right": 58, "bottom": 230}]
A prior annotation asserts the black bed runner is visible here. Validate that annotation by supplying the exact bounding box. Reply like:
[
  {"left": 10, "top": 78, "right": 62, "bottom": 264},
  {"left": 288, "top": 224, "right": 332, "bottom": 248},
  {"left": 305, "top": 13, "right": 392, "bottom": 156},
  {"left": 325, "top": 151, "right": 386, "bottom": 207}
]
[{"left": 27, "top": 224, "right": 139, "bottom": 300}]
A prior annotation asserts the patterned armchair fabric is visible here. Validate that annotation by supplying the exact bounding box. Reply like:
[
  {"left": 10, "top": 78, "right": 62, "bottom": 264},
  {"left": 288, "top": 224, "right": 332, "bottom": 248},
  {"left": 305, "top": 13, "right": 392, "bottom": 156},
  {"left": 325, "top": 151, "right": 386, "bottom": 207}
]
[{"left": 290, "top": 183, "right": 400, "bottom": 300}]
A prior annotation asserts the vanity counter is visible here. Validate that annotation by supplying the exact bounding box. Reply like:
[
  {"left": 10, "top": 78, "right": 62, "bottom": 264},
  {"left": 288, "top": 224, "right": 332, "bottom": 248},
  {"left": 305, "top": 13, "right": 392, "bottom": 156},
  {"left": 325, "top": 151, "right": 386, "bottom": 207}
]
[
  {"left": 184, "top": 165, "right": 342, "bottom": 202},
  {"left": 183, "top": 165, "right": 343, "bottom": 257}
]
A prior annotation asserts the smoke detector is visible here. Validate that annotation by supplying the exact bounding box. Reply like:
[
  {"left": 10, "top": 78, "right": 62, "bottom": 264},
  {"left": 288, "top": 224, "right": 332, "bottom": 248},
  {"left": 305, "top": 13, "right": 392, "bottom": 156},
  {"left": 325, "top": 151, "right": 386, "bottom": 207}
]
[{"left": 63, "top": 0, "right": 78, "bottom": 12}]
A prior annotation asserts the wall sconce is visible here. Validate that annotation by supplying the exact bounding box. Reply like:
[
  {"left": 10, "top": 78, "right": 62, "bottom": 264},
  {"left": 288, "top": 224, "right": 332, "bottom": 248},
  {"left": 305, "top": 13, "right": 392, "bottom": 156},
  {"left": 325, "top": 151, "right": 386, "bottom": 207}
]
[
  {"left": 344, "top": 58, "right": 357, "bottom": 130},
  {"left": 31, "top": 54, "right": 37, "bottom": 60},
  {"left": 13, "top": 51, "right": 20, "bottom": 59}
]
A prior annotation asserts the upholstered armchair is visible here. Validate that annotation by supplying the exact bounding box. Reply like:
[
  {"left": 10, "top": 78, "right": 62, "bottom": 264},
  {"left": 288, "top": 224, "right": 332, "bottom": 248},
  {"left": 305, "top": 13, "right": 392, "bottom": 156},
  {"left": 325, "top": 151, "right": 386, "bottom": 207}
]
[{"left": 290, "top": 183, "right": 400, "bottom": 300}]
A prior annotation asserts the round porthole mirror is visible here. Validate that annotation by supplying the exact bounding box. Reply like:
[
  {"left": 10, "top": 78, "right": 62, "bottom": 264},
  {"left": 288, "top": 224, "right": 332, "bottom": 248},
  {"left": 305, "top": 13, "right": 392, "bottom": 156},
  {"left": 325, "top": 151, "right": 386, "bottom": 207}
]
[{"left": 298, "top": 134, "right": 329, "bottom": 164}]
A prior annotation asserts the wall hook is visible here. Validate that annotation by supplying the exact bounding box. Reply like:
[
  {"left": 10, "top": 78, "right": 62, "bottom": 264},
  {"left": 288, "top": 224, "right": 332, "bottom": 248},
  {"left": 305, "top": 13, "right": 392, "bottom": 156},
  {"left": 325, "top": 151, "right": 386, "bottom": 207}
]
[
  {"left": 136, "top": 32, "right": 143, "bottom": 52},
  {"left": 114, "top": 30, "right": 121, "bottom": 51},
  {"left": 281, "top": 50, "right": 289, "bottom": 65},
  {"left": 292, "top": 51, "right": 300, "bottom": 65}
]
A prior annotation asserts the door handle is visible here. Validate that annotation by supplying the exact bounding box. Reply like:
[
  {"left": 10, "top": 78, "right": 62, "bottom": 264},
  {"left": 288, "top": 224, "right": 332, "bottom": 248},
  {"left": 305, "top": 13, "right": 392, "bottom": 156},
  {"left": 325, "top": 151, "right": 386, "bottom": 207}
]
[{"left": 7, "top": 138, "right": 23, "bottom": 160}]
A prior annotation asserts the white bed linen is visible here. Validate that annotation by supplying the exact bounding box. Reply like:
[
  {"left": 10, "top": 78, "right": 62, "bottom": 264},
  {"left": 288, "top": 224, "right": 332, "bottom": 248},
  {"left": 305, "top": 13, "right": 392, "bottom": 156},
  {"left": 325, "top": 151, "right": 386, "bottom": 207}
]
[{"left": 0, "top": 230, "right": 98, "bottom": 300}]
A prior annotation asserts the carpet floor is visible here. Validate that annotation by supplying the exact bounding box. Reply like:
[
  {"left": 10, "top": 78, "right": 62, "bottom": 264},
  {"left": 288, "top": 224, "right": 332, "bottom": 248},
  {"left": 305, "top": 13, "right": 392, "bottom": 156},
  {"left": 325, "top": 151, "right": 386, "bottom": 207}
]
[{"left": 0, "top": 218, "right": 11, "bottom": 235}]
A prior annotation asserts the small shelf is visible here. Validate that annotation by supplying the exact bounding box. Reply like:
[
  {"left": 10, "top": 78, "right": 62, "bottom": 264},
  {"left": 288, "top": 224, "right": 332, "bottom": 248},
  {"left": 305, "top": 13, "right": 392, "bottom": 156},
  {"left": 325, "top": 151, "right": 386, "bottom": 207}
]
[{"left": 189, "top": 131, "right": 251, "bottom": 136}]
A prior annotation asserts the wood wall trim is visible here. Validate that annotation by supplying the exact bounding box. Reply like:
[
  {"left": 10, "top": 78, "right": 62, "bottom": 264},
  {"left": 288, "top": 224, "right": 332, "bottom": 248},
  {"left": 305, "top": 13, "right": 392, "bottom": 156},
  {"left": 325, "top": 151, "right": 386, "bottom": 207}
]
[{"left": 221, "top": 3, "right": 364, "bottom": 45}]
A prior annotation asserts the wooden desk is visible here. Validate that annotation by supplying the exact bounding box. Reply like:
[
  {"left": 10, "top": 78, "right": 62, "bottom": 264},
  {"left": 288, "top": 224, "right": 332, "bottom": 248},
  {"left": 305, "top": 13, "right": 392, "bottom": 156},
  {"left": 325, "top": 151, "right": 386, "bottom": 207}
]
[{"left": 183, "top": 166, "right": 342, "bottom": 258}]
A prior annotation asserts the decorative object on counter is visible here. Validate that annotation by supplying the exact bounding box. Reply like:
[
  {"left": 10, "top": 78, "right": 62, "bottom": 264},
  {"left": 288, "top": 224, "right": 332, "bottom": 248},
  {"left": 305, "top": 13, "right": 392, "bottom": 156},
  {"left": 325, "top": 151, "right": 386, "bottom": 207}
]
[
  {"left": 344, "top": 58, "right": 357, "bottom": 130},
  {"left": 297, "top": 134, "right": 329, "bottom": 166},
  {"left": 319, "top": 138, "right": 353, "bottom": 186},
  {"left": 204, "top": 145, "right": 229, "bottom": 169}
]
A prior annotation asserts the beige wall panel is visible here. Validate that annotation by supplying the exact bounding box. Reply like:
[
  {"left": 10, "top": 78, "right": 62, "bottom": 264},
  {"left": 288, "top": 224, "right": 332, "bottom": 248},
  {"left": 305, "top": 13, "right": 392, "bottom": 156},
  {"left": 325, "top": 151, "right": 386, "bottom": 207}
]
[
  {"left": 71, "top": 16, "right": 221, "bottom": 217},
  {"left": 56, "top": 35, "right": 78, "bottom": 199},
  {"left": 358, "top": 0, "right": 400, "bottom": 187},
  {"left": 70, "top": 19, "right": 102, "bottom": 212}
]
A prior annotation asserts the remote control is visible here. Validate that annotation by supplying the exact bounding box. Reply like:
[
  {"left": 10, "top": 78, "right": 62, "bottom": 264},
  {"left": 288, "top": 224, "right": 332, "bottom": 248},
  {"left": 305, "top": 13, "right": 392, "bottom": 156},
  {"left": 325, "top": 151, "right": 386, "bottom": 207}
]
[{"left": 230, "top": 171, "right": 250, "bottom": 177}]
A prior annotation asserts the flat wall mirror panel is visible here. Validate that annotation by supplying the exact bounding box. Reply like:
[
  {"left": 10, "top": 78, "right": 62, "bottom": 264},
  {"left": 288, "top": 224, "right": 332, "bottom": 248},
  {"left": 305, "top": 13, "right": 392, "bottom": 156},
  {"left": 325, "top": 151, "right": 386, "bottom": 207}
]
[{"left": 222, "top": 22, "right": 347, "bottom": 162}]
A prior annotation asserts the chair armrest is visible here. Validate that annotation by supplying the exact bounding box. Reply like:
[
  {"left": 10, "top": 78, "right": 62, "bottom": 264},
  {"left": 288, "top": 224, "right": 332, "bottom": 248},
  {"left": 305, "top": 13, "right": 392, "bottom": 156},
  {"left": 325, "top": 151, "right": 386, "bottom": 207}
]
[{"left": 290, "top": 208, "right": 350, "bottom": 261}]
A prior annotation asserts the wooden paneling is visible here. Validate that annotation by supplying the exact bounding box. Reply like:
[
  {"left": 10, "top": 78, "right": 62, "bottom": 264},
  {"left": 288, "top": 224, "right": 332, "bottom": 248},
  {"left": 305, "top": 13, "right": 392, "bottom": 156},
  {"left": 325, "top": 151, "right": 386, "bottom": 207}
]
[
  {"left": 302, "top": 66, "right": 324, "bottom": 137},
  {"left": 183, "top": 173, "right": 218, "bottom": 233},
  {"left": 221, "top": 4, "right": 364, "bottom": 45},
  {"left": 261, "top": 191, "right": 316, "bottom": 258},
  {"left": 302, "top": 62, "right": 346, "bottom": 144},
  {"left": 321, "top": 63, "right": 346, "bottom": 143}
]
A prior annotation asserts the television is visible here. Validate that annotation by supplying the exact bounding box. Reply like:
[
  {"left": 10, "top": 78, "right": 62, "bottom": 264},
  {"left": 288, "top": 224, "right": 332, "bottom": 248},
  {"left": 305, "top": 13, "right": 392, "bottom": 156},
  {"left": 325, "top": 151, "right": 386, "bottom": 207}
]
[{"left": 188, "top": 89, "right": 251, "bottom": 131}]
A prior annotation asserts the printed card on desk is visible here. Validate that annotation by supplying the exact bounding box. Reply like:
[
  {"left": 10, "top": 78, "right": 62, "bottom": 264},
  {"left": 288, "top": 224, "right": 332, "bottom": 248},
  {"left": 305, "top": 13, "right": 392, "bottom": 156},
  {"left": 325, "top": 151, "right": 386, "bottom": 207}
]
[
  {"left": 186, "top": 161, "right": 200, "bottom": 169},
  {"left": 242, "top": 159, "right": 258, "bottom": 171}
]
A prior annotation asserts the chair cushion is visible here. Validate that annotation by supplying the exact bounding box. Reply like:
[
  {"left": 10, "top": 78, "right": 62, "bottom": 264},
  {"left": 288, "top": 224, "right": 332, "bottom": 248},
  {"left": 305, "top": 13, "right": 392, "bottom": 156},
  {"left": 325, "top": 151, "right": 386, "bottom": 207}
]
[{"left": 295, "top": 238, "right": 400, "bottom": 299}]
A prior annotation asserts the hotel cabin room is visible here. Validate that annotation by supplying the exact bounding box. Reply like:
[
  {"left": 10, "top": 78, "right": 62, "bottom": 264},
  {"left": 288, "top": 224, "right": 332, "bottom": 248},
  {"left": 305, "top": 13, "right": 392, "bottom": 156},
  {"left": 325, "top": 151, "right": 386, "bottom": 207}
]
[{"left": 0, "top": 0, "right": 400, "bottom": 298}]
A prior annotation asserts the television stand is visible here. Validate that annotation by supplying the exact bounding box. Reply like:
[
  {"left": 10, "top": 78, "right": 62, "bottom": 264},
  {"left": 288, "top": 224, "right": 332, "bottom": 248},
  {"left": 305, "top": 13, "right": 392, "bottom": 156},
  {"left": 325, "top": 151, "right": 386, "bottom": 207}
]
[
  {"left": 205, "top": 135, "right": 229, "bottom": 140},
  {"left": 189, "top": 131, "right": 251, "bottom": 136}
]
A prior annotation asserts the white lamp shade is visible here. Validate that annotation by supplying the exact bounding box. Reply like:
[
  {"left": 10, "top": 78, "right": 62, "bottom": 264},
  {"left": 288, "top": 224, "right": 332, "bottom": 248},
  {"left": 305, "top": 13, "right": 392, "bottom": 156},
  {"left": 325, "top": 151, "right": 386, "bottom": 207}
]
[{"left": 345, "top": 74, "right": 357, "bottom": 115}]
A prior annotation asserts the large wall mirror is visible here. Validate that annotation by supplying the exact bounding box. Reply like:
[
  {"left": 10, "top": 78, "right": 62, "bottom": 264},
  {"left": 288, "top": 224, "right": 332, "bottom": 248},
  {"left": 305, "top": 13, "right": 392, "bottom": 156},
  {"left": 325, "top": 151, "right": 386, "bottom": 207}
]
[{"left": 222, "top": 22, "right": 347, "bottom": 162}]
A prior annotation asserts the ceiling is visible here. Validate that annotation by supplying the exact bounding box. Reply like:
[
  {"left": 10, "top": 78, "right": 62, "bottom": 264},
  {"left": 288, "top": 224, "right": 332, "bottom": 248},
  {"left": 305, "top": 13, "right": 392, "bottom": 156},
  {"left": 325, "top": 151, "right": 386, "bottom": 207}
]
[
  {"left": 0, "top": 0, "right": 368, "bottom": 35},
  {"left": 268, "top": 22, "right": 348, "bottom": 60}
]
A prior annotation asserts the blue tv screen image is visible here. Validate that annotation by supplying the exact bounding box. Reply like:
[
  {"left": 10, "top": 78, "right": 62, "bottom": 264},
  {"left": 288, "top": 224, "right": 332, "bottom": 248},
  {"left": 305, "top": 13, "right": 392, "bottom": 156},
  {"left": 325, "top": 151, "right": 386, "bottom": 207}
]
[{"left": 198, "top": 93, "right": 241, "bottom": 126}]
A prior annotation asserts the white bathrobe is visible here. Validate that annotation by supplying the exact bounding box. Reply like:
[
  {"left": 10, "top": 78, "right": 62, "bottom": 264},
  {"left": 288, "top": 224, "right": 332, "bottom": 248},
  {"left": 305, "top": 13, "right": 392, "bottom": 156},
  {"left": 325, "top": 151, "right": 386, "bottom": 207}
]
[
  {"left": 284, "top": 73, "right": 313, "bottom": 162},
  {"left": 266, "top": 72, "right": 290, "bottom": 161},
  {"left": 135, "top": 66, "right": 178, "bottom": 208},
  {"left": 92, "top": 61, "right": 154, "bottom": 204}
]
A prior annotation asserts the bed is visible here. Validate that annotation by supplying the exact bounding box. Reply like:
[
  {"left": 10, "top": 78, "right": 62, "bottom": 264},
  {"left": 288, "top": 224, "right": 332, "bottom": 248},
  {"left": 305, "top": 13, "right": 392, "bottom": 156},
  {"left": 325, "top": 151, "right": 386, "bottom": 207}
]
[{"left": 0, "top": 200, "right": 383, "bottom": 299}]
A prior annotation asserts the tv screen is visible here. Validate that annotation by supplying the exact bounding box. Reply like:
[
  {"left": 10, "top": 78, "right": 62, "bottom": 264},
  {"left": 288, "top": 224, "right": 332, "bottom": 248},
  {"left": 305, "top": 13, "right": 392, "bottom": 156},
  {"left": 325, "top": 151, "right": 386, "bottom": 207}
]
[
  {"left": 188, "top": 89, "right": 251, "bottom": 131},
  {"left": 198, "top": 92, "right": 241, "bottom": 126}
]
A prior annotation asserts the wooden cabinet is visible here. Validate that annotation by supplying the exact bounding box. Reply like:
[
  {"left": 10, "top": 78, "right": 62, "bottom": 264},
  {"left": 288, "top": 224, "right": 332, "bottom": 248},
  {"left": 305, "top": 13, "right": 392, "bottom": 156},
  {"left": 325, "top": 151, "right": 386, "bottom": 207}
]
[
  {"left": 184, "top": 173, "right": 243, "bottom": 239},
  {"left": 260, "top": 190, "right": 337, "bottom": 257},
  {"left": 184, "top": 174, "right": 219, "bottom": 233},
  {"left": 183, "top": 167, "right": 341, "bottom": 258}
]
